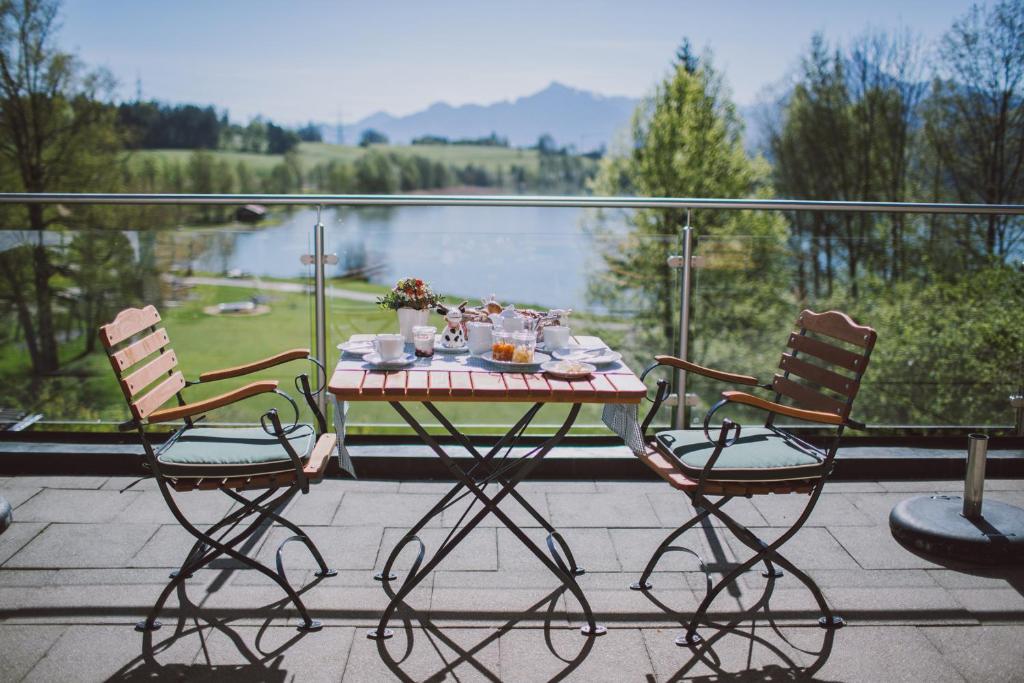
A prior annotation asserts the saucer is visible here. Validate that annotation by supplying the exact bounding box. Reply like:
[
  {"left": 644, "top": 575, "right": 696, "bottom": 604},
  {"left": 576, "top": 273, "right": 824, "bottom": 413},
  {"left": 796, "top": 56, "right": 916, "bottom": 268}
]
[
  {"left": 553, "top": 347, "right": 622, "bottom": 365},
  {"left": 362, "top": 352, "right": 416, "bottom": 369},
  {"left": 541, "top": 360, "right": 596, "bottom": 379},
  {"left": 338, "top": 340, "right": 374, "bottom": 356},
  {"left": 481, "top": 351, "right": 551, "bottom": 371}
]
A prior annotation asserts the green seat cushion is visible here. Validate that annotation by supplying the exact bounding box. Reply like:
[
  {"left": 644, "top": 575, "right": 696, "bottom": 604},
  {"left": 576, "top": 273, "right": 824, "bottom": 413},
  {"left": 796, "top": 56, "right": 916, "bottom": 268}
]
[
  {"left": 157, "top": 425, "right": 315, "bottom": 478},
  {"left": 654, "top": 427, "right": 824, "bottom": 482}
]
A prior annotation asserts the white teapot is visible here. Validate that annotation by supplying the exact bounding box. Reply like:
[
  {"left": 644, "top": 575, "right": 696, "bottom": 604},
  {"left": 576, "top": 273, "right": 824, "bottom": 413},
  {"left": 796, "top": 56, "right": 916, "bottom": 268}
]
[{"left": 489, "top": 304, "right": 524, "bottom": 332}]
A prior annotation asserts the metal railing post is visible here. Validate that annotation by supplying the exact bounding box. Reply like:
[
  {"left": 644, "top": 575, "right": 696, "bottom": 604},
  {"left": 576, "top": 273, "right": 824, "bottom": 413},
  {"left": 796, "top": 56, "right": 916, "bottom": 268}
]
[
  {"left": 313, "top": 206, "right": 327, "bottom": 416},
  {"left": 674, "top": 213, "right": 693, "bottom": 430},
  {"left": 963, "top": 433, "right": 989, "bottom": 520}
]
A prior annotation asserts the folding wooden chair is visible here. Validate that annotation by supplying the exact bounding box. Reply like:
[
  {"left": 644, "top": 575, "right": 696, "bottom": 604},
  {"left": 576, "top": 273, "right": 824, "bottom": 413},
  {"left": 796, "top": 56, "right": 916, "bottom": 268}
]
[
  {"left": 629, "top": 309, "right": 876, "bottom": 645},
  {"left": 99, "top": 305, "right": 338, "bottom": 632}
]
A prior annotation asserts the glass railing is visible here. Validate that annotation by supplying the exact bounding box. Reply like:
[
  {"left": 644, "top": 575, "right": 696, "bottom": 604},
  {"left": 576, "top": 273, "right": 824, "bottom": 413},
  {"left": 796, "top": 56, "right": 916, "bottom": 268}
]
[{"left": 0, "top": 195, "right": 1019, "bottom": 435}]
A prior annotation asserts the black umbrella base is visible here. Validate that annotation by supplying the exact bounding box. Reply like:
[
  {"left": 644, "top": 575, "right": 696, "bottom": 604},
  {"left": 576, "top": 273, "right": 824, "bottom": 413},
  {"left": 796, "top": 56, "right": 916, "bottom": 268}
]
[
  {"left": 0, "top": 496, "right": 10, "bottom": 535},
  {"left": 890, "top": 494, "right": 1024, "bottom": 565}
]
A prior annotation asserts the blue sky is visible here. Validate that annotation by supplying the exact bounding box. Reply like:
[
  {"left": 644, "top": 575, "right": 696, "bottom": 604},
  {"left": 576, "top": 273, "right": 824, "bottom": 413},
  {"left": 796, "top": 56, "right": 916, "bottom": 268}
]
[{"left": 60, "top": 0, "right": 977, "bottom": 125}]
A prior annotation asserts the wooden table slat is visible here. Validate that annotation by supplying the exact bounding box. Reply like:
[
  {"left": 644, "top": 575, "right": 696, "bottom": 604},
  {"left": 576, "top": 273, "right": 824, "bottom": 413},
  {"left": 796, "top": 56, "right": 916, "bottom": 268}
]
[
  {"left": 360, "top": 371, "right": 387, "bottom": 396},
  {"left": 523, "top": 373, "right": 551, "bottom": 397},
  {"left": 588, "top": 373, "right": 618, "bottom": 400},
  {"left": 544, "top": 376, "right": 576, "bottom": 398},
  {"left": 449, "top": 371, "right": 473, "bottom": 397},
  {"left": 471, "top": 372, "right": 508, "bottom": 397},
  {"left": 607, "top": 372, "right": 648, "bottom": 398},
  {"left": 384, "top": 371, "right": 408, "bottom": 395},
  {"left": 503, "top": 373, "right": 531, "bottom": 398},
  {"left": 405, "top": 371, "right": 430, "bottom": 396},
  {"left": 427, "top": 370, "right": 450, "bottom": 396},
  {"left": 330, "top": 370, "right": 365, "bottom": 398}
]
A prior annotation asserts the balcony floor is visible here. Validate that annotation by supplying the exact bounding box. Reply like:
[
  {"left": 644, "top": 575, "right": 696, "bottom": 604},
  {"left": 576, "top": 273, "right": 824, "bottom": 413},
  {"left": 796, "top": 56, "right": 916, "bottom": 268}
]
[{"left": 1, "top": 476, "right": 1022, "bottom": 681}]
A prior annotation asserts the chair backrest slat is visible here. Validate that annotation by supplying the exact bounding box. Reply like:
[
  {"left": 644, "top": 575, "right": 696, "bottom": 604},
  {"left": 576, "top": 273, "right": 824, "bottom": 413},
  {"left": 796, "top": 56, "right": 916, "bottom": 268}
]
[
  {"left": 772, "top": 374, "right": 849, "bottom": 418},
  {"left": 797, "top": 310, "right": 876, "bottom": 348},
  {"left": 121, "top": 351, "right": 179, "bottom": 397},
  {"left": 778, "top": 353, "right": 859, "bottom": 399},
  {"left": 98, "top": 305, "right": 161, "bottom": 347},
  {"left": 110, "top": 329, "right": 170, "bottom": 371},
  {"left": 786, "top": 333, "right": 865, "bottom": 373},
  {"left": 132, "top": 371, "right": 186, "bottom": 420},
  {"left": 772, "top": 309, "right": 877, "bottom": 422}
]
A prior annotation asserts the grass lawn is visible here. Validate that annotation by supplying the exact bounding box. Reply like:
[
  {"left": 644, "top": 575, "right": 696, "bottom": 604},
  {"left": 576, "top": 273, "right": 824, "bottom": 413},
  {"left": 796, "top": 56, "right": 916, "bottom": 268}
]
[
  {"left": 134, "top": 142, "right": 543, "bottom": 178},
  {"left": 0, "top": 281, "right": 613, "bottom": 434}
]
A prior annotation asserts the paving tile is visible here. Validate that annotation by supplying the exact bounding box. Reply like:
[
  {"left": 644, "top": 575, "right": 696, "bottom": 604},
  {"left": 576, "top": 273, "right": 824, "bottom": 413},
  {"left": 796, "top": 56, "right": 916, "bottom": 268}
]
[
  {"left": 829, "top": 525, "right": 944, "bottom": 570},
  {"left": 256, "top": 524, "right": 384, "bottom": 571},
  {"left": 499, "top": 626, "right": 654, "bottom": 682},
  {"left": 440, "top": 488, "right": 550, "bottom": 528},
  {"left": 397, "top": 481, "right": 458, "bottom": 494},
  {"left": 948, "top": 588, "right": 1024, "bottom": 618},
  {"left": 810, "top": 625, "right": 967, "bottom": 682},
  {"left": 516, "top": 481, "right": 599, "bottom": 493},
  {"left": 429, "top": 576, "right": 572, "bottom": 627},
  {"left": 0, "top": 569, "right": 58, "bottom": 587},
  {"left": 546, "top": 492, "right": 660, "bottom": 527},
  {"left": 24, "top": 624, "right": 201, "bottom": 681},
  {"left": 643, "top": 621, "right": 824, "bottom": 680},
  {"left": 823, "top": 587, "right": 972, "bottom": 625},
  {"left": 377, "top": 526, "right": 497, "bottom": 572},
  {"left": 0, "top": 522, "right": 46, "bottom": 566},
  {"left": 14, "top": 489, "right": 138, "bottom": 523},
  {"left": 0, "top": 624, "right": 65, "bottom": 681},
  {"left": 333, "top": 492, "right": 444, "bottom": 527},
  {"left": 820, "top": 480, "right": 887, "bottom": 492},
  {"left": 751, "top": 492, "right": 874, "bottom": 527},
  {"left": 722, "top": 527, "right": 861, "bottom": 571},
  {"left": 5, "top": 523, "right": 157, "bottom": 568},
  {"left": 5, "top": 476, "right": 108, "bottom": 489},
  {"left": 559, "top": 569, "right": 697, "bottom": 628},
  {"left": 608, "top": 526, "right": 739, "bottom": 574},
  {"left": 926, "top": 567, "right": 1024, "bottom": 590},
  {"left": 594, "top": 480, "right": 666, "bottom": 493},
  {"left": 325, "top": 479, "right": 400, "bottom": 493},
  {"left": 847, "top": 491, "right": 928, "bottom": 526},
  {"left": 347, "top": 626, "right": 501, "bottom": 682},
  {"left": 879, "top": 480, "right": 968, "bottom": 493},
  {"left": 921, "top": 625, "right": 1024, "bottom": 682},
  {"left": 1, "top": 487, "right": 42, "bottom": 509},
  {"left": 101, "top": 476, "right": 159, "bottom": 491},
  {"left": 115, "top": 490, "right": 237, "bottom": 525},
  {"left": 279, "top": 488, "right": 346, "bottom": 526},
  {"left": 646, "top": 490, "right": 768, "bottom": 528},
  {"left": 498, "top": 526, "right": 620, "bottom": 572},
  {"left": 192, "top": 624, "right": 353, "bottom": 681}
]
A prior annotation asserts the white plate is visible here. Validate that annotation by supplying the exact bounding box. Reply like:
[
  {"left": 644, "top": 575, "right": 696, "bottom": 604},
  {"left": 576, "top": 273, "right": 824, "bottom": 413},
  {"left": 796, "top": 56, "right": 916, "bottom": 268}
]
[
  {"left": 361, "top": 352, "right": 416, "bottom": 369},
  {"left": 481, "top": 351, "right": 551, "bottom": 370},
  {"left": 541, "top": 360, "right": 596, "bottom": 380},
  {"left": 553, "top": 348, "right": 622, "bottom": 365},
  {"left": 338, "top": 340, "right": 374, "bottom": 356},
  {"left": 434, "top": 337, "right": 469, "bottom": 354}
]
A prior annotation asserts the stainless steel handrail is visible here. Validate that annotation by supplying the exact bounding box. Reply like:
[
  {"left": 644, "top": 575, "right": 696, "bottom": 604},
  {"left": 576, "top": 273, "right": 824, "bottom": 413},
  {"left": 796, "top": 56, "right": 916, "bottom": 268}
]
[
  {"left": 1, "top": 192, "right": 1023, "bottom": 214},
  {"left": 2, "top": 191, "right": 1022, "bottom": 430}
]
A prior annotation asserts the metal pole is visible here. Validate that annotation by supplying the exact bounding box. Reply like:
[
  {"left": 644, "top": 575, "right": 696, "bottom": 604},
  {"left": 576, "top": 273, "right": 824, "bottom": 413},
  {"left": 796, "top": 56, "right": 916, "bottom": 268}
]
[
  {"left": 963, "top": 433, "right": 988, "bottom": 520},
  {"left": 313, "top": 206, "right": 327, "bottom": 417},
  {"left": 674, "top": 212, "right": 693, "bottom": 430}
]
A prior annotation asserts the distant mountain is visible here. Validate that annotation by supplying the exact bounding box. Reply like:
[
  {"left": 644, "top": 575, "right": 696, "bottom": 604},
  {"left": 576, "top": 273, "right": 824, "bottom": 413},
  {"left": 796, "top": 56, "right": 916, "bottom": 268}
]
[{"left": 336, "top": 82, "right": 639, "bottom": 151}]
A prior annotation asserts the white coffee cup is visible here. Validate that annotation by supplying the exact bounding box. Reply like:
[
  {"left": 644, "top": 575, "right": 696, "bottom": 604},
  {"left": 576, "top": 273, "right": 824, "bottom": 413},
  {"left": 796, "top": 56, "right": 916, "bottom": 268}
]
[
  {"left": 467, "top": 321, "right": 493, "bottom": 356},
  {"left": 373, "top": 333, "right": 405, "bottom": 361},
  {"left": 543, "top": 325, "right": 571, "bottom": 350}
]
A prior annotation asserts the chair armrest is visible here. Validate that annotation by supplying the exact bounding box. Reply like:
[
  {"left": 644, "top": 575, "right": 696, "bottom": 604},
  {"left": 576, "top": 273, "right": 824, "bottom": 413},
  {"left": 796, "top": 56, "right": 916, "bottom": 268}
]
[
  {"left": 147, "top": 380, "right": 279, "bottom": 423},
  {"left": 653, "top": 355, "right": 760, "bottom": 386},
  {"left": 198, "top": 348, "right": 310, "bottom": 382},
  {"left": 720, "top": 390, "right": 844, "bottom": 425}
]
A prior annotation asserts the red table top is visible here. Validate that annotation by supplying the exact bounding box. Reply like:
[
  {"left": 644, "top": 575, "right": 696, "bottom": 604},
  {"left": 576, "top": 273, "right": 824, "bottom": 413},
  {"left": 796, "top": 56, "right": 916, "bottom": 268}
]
[{"left": 328, "top": 335, "right": 647, "bottom": 404}]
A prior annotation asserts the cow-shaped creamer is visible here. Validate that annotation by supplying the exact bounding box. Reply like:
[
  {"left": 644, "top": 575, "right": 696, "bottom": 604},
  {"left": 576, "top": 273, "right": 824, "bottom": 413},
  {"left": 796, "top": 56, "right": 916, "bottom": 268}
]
[{"left": 435, "top": 302, "right": 468, "bottom": 348}]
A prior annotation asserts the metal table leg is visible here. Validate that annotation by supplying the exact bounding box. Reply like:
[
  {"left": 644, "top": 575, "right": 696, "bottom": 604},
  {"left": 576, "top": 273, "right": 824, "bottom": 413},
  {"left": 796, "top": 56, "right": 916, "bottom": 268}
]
[{"left": 368, "top": 401, "right": 605, "bottom": 640}]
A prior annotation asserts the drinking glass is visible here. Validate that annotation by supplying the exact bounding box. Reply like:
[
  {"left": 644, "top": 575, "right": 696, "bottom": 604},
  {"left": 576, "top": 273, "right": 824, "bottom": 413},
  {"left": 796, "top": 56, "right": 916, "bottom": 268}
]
[
  {"left": 412, "top": 325, "right": 436, "bottom": 358},
  {"left": 511, "top": 330, "right": 535, "bottom": 363}
]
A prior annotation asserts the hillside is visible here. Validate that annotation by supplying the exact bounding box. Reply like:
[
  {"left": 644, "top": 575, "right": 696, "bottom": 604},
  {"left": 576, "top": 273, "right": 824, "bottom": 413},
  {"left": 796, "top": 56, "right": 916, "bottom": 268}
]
[{"left": 343, "top": 82, "right": 638, "bottom": 151}]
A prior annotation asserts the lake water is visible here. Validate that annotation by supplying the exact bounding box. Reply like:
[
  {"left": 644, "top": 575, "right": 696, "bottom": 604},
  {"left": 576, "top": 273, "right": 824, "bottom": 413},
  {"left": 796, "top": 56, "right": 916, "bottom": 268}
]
[{"left": 193, "top": 205, "right": 640, "bottom": 311}]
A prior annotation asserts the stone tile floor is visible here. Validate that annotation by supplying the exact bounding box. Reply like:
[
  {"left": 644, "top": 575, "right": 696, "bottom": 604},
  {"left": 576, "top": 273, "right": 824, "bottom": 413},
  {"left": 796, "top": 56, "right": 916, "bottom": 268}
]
[{"left": 0, "top": 475, "right": 1022, "bottom": 681}]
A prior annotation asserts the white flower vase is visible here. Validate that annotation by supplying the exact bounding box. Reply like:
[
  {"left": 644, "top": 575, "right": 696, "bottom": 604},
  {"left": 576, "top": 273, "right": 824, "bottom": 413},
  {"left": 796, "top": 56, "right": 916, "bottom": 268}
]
[{"left": 397, "top": 307, "right": 429, "bottom": 343}]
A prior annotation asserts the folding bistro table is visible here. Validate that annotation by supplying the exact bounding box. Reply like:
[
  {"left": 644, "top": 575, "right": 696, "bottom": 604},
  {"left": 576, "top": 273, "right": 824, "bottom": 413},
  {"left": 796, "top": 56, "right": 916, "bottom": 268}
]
[{"left": 328, "top": 335, "right": 647, "bottom": 639}]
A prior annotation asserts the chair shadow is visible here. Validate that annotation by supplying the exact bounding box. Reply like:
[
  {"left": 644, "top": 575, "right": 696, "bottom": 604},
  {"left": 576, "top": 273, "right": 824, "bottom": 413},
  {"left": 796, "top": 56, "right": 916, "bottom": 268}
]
[
  {"left": 105, "top": 574, "right": 329, "bottom": 682},
  {"left": 639, "top": 566, "right": 839, "bottom": 682},
  {"left": 373, "top": 580, "right": 597, "bottom": 682}
]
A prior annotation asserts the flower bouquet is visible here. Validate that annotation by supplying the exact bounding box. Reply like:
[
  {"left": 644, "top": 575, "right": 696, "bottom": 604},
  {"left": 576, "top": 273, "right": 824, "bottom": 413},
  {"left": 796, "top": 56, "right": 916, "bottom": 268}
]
[{"left": 377, "top": 278, "right": 441, "bottom": 342}]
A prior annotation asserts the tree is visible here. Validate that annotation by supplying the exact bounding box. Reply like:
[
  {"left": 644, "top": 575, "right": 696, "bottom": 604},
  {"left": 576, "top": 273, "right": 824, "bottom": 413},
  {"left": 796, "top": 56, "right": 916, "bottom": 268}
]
[
  {"left": 296, "top": 122, "right": 322, "bottom": 142},
  {"left": 0, "top": 0, "right": 122, "bottom": 374},
  {"left": 359, "top": 128, "right": 388, "bottom": 147},
  {"left": 923, "top": 0, "right": 1024, "bottom": 259},
  {"left": 266, "top": 121, "right": 299, "bottom": 154},
  {"left": 587, "top": 43, "right": 787, "bottom": 377}
]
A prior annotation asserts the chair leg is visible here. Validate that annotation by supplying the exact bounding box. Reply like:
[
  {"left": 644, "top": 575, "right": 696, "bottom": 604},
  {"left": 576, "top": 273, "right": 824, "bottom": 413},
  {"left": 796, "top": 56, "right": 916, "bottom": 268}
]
[
  {"left": 630, "top": 497, "right": 726, "bottom": 591},
  {"left": 222, "top": 488, "right": 337, "bottom": 579}
]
